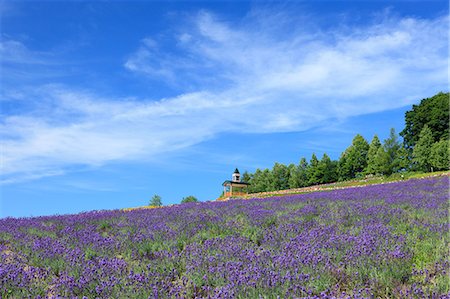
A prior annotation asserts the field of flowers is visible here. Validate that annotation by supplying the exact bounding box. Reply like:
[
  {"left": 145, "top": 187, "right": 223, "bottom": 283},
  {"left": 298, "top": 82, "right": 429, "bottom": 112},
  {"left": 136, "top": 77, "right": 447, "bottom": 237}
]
[{"left": 1, "top": 176, "right": 449, "bottom": 298}]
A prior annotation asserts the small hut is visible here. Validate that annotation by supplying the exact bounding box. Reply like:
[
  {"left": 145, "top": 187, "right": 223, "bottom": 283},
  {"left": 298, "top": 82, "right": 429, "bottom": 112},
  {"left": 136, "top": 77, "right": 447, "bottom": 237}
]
[{"left": 221, "top": 168, "right": 250, "bottom": 199}]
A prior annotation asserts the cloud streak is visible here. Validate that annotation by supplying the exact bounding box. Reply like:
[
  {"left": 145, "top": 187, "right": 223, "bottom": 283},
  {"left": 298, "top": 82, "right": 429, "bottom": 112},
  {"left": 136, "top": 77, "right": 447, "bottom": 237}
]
[{"left": 1, "top": 10, "right": 448, "bottom": 183}]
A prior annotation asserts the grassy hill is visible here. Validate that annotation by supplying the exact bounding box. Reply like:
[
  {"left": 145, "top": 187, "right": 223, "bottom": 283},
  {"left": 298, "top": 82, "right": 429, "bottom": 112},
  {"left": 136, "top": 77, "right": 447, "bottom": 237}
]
[
  {"left": 234, "top": 170, "right": 450, "bottom": 200},
  {"left": 1, "top": 174, "right": 449, "bottom": 298}
]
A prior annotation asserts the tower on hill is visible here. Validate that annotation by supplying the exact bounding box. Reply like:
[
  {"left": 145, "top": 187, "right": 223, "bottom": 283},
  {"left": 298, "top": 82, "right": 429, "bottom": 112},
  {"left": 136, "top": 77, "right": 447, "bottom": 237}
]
[
  {"left": 232, "top": 168, "right": 241, "bottom": 182},
  {"left": 220, "top": 168, "right": 250, "bottom": 200}
]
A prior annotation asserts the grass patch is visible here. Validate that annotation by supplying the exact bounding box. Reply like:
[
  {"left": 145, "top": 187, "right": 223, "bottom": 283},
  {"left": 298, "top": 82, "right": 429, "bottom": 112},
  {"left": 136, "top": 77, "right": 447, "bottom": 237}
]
[{"left": 27, "top": 227, "right": 57, "bottom": 239}]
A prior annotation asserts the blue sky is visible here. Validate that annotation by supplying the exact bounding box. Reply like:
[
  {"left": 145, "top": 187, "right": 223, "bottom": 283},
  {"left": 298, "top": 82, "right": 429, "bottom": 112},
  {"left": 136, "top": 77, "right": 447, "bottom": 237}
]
[{"left": 1, "top": 1, "right": 448, "bottom": 218}]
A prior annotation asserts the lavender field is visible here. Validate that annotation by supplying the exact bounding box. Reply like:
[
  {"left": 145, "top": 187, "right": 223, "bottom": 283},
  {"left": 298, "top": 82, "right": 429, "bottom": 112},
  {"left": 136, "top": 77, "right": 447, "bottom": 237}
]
[{"left": 1, "top": 176, "right": 449, "bottom": 298}]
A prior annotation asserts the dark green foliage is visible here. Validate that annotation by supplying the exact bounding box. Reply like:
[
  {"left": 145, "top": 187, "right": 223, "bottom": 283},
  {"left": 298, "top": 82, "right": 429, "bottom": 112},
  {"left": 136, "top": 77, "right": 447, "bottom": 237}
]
[
  {"left": 337, "top": 152, "right": 352, "bottom": 181},
  {"left": 366, "top": 135, "right": 382, "bottom": 175},
  {"left": 308, "top": 153, "right": 320, "bottom": 185},
  {"left": 413, "top": 125, "right": 435, "bottom": 172},
  {"left": 271, "top": 162, "right": 290, "bottom": 190},
  {"left": 430, "top": 139, "right": 449, "bottom": 171},
  {"left": 149, "top": 194, "right": 163, "bottom": 207},
  {"left": 396, "top": 146, "right": 410, "bottom": 172},
  {"left": 383, "top": 128, "right": 405, "bottom": 175},
  {"left": 248, "top": 168, "right": 273, "bottom": 193},
  {"left": 241, "top": 93, "right": 446, "bottom": 192},
  {"left": 318, "top": 154, "right": 338, "bottom": 183},
  {"left": 338, "top": 134, "right": 369, "bottom": 180},
  {"left": 400, "top": 92, "right": 449, "bottom": 150},
  {"left": 311, "top": 153, "right": 338, "bottom": 184},
  {"left": 373, "top": 147, "right": 390, "bottom": 175},
  {"left": 350, "top": 134, "right": 370, "bottom": 174},
  {"left": 287, "top": 163, "right": 300, "bottom": 189},
  {"left": 181, "top": 196, "right": 198, "bottom": 204},
  {"left": 298, "top": 157, "right": 310, "bottom": 187},
  {"left": 242, "top": 171, "right": 251, "bottom": 184},
  {"left": 366, "top": 130, "right": 409, "bottom": 176},
  {"left": 247, "top": 157, "right": 313, "bottom": 193},
  {"left": 247, "top": 169, "right": 261, "bottom": 193},
  {"left": 287, "top": 158, "right": 310, "bottom": 188}
]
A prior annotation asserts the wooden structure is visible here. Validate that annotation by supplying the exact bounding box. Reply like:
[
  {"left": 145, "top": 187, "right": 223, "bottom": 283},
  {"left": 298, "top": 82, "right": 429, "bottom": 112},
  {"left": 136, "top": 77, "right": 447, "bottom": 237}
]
[{"left": 220, "top": 168, "right": 250, "bottom": 199}]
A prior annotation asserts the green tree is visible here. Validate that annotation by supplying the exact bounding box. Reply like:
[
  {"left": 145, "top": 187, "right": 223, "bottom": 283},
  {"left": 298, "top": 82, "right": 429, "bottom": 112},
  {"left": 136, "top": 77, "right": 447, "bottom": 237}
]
[
  {"left": 373, "top": 147, "right": 389, "bottom": 175},
  {"left": 317, "top": 153, "right": 337, "bottom": 184},
  {"left": 400, "top": 92, "right": 449, "bottom": 150},
  {"left": 242, "top": 171, "right": 252, "bottom": 184},
  {"left": 383, "top": 128, "right": 403, "bottom": 175},
  {"left": 181, "top": 195, "right": 198, "bottom": 203},
  {"left": 249, "top": 168, "right": 273, "bottom": 192},
  {"left": 338, "top": 134, "right": 369, "bottom": 180},
  {"left": 308, "top": 153, "right": 320, "bottom": 185},
  {"left": 412, "top": 125, "right": 434, "bottom": 172},
  {"left": 351, "top": 134, "right": 370, "bottom": 175},
  {"left": 149, "top": 194, "right": 162, "bottom": 207},
  {"left": 287, "top": 163, "right": 301, "bottom": 189},
  {"left": 396, "top": 146, "right": 410, "bottom": 172},
  {"left": 366, "top": 135, "right": 382, "bottom": 175},
  {"left": 297, "top": 157, "right": 310, "bottom": 187},
  {"left": 248, "top": 169, "right": 262, "bottom": 193},
  {"left": 430, "top": 139, "right": 450, "bottom": 171},
  {"left": 289, "top": 157, "right": 310, "bottom": 187},
  {"left": 338, "top": 151, "right": 352, "bottom": 181},
  {"left": 263, "top": 168, "right": 275, "bottom": 191},
  {"left": 272, "top": 162, "right": 290, "bottom": 190}
]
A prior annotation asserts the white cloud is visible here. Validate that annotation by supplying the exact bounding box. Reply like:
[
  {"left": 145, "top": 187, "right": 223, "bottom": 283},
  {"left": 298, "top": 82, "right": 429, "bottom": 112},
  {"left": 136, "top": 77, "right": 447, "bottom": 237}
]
[
  {"left": 125, "top": 11, "right": 447, "bottom": 100},
  {"left": 1, "top": 11, "right": 448, "bottom": 183}
]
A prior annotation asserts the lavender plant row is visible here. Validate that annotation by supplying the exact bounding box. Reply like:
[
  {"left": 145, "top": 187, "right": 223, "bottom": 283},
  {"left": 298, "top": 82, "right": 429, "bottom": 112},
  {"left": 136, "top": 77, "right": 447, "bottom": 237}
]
[{"left": 1, "top": 176, "right": 449, "bottom": 298}]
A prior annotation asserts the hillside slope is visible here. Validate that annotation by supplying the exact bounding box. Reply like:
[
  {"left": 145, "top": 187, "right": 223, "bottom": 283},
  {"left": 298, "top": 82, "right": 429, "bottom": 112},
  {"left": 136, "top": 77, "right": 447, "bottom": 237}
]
[
  {"left": 1, "top": 175, "right": 449, "bottom": 298},
  {"left": 231, "top": 171, "right": 449, "bottom": 200}
]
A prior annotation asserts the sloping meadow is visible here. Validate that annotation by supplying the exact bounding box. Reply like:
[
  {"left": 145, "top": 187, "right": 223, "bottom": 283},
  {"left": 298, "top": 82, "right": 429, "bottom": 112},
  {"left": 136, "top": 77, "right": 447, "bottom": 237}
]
[{"left": 1, "top": 176, "right": 448, "bottom": 298}]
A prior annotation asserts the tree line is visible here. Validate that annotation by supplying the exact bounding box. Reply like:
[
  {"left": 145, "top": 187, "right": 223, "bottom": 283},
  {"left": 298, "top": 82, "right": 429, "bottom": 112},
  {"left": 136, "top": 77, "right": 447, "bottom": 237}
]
[
  {"left": 149, "top": 194, "right": 198, "bottom": 206},
  {"left": 242, "top": 92, "right": 449, "bottom": 193}
]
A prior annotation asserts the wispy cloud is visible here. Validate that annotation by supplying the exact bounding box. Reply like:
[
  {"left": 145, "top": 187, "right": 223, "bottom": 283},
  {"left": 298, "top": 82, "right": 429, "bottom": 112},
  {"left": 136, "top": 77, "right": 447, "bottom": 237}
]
[
  {"left": 0, "top": 39, "right": 73, "bottom": 88},
  {"left": 123, "top": 11, "right": 447, "bottom": 127},
  {"left": 125, "top": 11, "right": 447, "bottom": 99},
  {"left": 1, "top": 10, "right": 448, "bottom": 183}
]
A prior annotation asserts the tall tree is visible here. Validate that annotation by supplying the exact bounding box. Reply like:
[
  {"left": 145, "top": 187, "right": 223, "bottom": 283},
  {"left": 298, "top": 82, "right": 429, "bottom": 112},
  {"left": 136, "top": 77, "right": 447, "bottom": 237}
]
[
  {"left": 430, "top": 139, "right": 450, "bottom": 171},
  {"left": 242, "top": 171, "right": 252, "bottom": 184},
  {"left": 298, "top": 157, "right": 310, "bottom": 187},
  {"left": 366, "top": 135, "right": 382, "bottom": 175},
  {"left": 317, "top": 153, "right": 337, "bottom": 184},
  {"left": 248, "top": 169, "right": 264, "bottom": 193},
  {"left": 308, "top": 153, "right": 320, "bottom": 185},
  {"left": 383, "top": 128, "right": 403, "bottom": 175},
  {"left": 262, "top": 168, "right": 274, "bottom": 191},
  {"left": 149, "top": 194, "right": 162, "bottom": 207},
  {"left": 400, "top": 92, "right": 449, "bottom": 150},
  {"left": 396, "top": 146, "right": 411, "bottom": 172},
  {"left": 338, "top": 134, "right": 369, "bottom": 180},
  {"left": 338, "top": 151, "right": 352, "bottom": 181},
  {"left": 413, "top": 125, "right": 435, "bottom": 172},
  {"left": 373, "top": 147, "right": 389, "bottom": 175},
  {"left": 272, "top": 162, "right": 290, "bottom": 190},
  {"left": 287, "top": 163, "right": 301, "bottom": 189}
]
